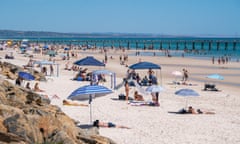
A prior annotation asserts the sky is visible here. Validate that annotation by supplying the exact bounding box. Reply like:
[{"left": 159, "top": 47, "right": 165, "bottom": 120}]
[{"left": 0, "top": 0, "right": 240, "bottom": 36}]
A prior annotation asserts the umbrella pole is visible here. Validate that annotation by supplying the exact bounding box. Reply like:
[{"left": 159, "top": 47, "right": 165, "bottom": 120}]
[
  {"left": 185, "top": 98, "right": 188, "bottom": 109},
  {"left": 89, "top": 95, "right": 93, "bottom": 124},
  {"left": 90, "top": 102, "right": 92, "bottom": 124}
]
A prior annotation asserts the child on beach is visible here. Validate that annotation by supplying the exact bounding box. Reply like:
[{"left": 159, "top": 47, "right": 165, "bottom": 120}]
[{"left": 134, "top": 91, "right": 144, "bottom": 101}]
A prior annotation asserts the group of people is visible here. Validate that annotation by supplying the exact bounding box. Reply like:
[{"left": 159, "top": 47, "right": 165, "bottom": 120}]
[
  {"left": 15, "top": 77, "right": 45, "bottom": 92},
  {"left": 125, "top": 68, "right": 158, "bottom": 86},
  {"left": 41, "top": 65, "right": 54, "bottom": 76},
  {"left": 124, "top": 81, "right": 160, "bottom": 106}
]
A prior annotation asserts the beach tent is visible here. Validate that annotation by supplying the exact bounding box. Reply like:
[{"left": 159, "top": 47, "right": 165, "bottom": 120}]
[
  {"left": 129, "top": 61, "right": 161, "bottom": 70},
  {"left": 129, "top": 61, "right": 162, "bottom": 85},
  {"left": 92, "top": 69, "right": 116, "bottom": 89},
  {"left": 74, "top": 56, "right": 105, "bottom": 67},
  {"left": 34, "top": 60, "right": 60, "bottom": 77}
]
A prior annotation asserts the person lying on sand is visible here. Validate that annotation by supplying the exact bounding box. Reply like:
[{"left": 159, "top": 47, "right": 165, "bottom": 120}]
[
  {"left": 62, "top": 99, "right": 88, "bottom": 107},
  {"left": 188, "top": 106, "right": 215, "bottom": 114},
  {"left": 93, "top": 120, "right": 130, "bottom": 129}
]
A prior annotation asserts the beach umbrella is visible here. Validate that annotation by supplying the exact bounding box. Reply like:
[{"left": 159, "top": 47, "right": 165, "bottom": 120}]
[
  {"left": 64, "top": 47, "right": 70, "bottom": 51},
  {"left": 146, "top": 85, "right": 164, "bottom": 93},
  {"left": 146, "top": 85, "right": 164, "bottom": 104},
  {"left": 67, "top": 85, "right": 113, "bottom": 123},
  {"left": 171, "top": 71, "right": 183, "bottom": 77},
  {"left": 204, "top": 74, "right": 223, "bottom": 91},
  {"left": 67, "top": 85, "right": 112, "bottom": 100},
  {"left": 175, "top": 88, "right": 199, "bottom": 108},
  {"left": 43, "top": 45, "right": 49, "bottom": 49},
  {"left": 74, "top": 56, "right": 105, "bottom": 67},
  {"left": 18, "top": 71, "right": 35, "bottom": 81},
  {"left": 171, "top": 71, "right": 183, "bottom": 85},
  {"left": 206, "top": 74, "right": 224, "bottom": 80}
]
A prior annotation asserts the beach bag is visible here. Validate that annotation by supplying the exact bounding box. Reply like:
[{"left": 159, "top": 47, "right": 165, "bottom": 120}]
[{"left": 118, "top": 94, "right": 126, "bottom": 100}]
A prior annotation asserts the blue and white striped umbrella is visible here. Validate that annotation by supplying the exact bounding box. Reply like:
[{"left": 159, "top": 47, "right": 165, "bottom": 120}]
[
  {"left": 68, "top": 85, "right": 113, "bottom": 123},
  {"left": 67, "top": 85, "right": 112, "bottom": 101}
]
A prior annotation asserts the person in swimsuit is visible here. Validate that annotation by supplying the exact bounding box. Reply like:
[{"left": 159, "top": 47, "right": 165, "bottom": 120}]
[
  {"left": 188, "top": 106, "right": 215, "bottom": 114},
  {"left": 93, "top": 120, "right": 130, "bottom": 129},
  {"left": 124, "top": 81, "right": 130, "bottom": 101}
]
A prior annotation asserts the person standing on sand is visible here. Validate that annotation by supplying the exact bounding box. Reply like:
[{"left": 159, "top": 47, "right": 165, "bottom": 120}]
[
  {"left": 50, "top": 64, "right": 54, "bottom": 76},
  {"left": 125, "top": 81, "right": 130, "bottom": 101},
  {"left": 182, "top": 68, "right": 189, "bottom": 84}
]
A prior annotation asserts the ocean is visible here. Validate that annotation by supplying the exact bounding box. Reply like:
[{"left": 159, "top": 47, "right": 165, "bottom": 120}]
[{"left": 3, "top": 37, "right": 240, "bottom": 61}]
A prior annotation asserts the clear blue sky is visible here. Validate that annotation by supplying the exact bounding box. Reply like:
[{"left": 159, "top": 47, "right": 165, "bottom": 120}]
[{"left": 1, "top": 0, "right": 240, "bottom": 36}]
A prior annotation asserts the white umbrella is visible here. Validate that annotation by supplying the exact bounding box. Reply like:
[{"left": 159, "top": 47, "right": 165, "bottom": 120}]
[
  {"left": 171, "top": 71, "right": 183, "bottom": 76},
  {"left": 146, "top": 85, "right": 164, "bottom": 93},
  {"left": 171, "top": 71, "right": 183, "bottom": 85}
]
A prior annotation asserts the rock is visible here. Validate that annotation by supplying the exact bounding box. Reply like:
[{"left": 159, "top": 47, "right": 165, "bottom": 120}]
[
  {"left": 0, "top": 61, "right": 46, "bottom": 82},
  {"left": 0, "top": 72, "right": 116, "bottom": 144},
  {"left": 0, "top": 131, "right": 28, "bottom": 144}
]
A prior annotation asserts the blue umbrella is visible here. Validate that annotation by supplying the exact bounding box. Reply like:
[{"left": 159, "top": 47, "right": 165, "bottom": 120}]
[
  {"left": 67, "top": 85, "right": 112, "bottom": 123},
  {"left": 43, "top": 45, "right": 49, "bottom": 49},
  {"left": 175, "top": 88, "right": 199, "bottom": 108},
  {"left": 68, "top": 85, "right": 112, "bottom": 100},
  {"left": 18, "top": 71, "right": 35, "bottom": 81},
  {"left": 64, "top": 47, "right": 70, "bottom": 51},
  {"left": 175, "top": 88, "right": 199, "bottom": 97},
  {"left": 206, "top": 74, "right": 224, "bottom": 80}
]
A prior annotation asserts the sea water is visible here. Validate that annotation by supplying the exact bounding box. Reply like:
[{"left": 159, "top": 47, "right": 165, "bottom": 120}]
[{"left": 5, "top": 37, "right": 240, "bottom": 61}]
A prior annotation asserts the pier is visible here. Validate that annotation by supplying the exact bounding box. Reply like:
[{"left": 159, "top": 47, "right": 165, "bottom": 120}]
[{"left": 1, "top": 39, "right": 240, "bottom": 51}]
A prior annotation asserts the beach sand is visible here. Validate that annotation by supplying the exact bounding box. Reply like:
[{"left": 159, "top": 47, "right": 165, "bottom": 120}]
[{"left": 1, "top": 48, "right": 240, "bottom": 144}]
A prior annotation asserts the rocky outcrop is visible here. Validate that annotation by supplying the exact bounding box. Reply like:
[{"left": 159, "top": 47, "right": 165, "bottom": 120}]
[
  {"left": 0, "top": 79, "right": 116, "bottom": 144},
  {"left": 0, "top": 61, "right": 46, "bottom": 81}
]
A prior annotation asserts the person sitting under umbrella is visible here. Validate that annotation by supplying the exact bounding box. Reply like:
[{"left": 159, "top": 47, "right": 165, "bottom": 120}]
[
  {"left": 93, "top": 120, "right": 130, "bottom": 129},
  {"left": 134, "top": 91, "right": 144, "bottom": 101}
]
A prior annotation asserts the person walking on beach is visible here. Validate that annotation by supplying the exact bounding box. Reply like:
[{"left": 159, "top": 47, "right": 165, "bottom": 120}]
[
  {"left": 50, "top": 64, "right": 54, "bottom": 76},
  {"left": 182, "top": 68, "right": 189, "bottom": 84},
  {"left": 212, "top": 56, "right": 215, "bottom": 64}
]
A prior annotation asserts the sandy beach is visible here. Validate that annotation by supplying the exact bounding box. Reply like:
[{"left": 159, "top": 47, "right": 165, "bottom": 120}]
[{"left": 1, "top": 47, "right": 240, "bottom": 144}]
